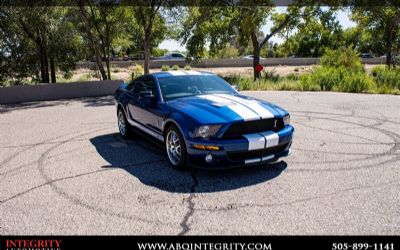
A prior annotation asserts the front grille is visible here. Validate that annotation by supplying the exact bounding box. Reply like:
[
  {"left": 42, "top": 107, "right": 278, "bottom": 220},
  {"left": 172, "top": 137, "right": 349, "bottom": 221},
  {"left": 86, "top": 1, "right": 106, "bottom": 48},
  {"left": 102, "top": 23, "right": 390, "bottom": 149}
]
[
  {"left": 222, "top": 118, "right": 284, "bottom": 139},
  {"left": 227, "top": 142, "right": 289, "bottom": 162}
]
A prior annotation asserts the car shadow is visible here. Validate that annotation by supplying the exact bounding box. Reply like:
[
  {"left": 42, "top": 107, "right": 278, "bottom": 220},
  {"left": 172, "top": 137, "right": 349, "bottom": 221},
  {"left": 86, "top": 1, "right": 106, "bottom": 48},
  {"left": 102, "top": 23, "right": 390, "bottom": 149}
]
[{"left": 90, "top": 132, "right": 287, "bottom": 193}]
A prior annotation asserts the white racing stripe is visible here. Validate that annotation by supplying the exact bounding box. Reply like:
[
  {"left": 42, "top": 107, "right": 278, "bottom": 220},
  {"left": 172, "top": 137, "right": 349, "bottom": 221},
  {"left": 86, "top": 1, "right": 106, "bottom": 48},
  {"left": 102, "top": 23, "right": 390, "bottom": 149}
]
[
  {"left": 166, "top": 71, "right": 187, "bottom": 76},
  {"left": 228, "top": 104, "right": 260, "bottom": 121},
  {"left": 199, "top": 95, "right": 260, "bottom": 121},
  {"left": 184, "top": 70, "right": 201, "bottom": 75},
  {"left": 217, "top": 94, "right": 274, "bottom": 119},
  {"left": 260, "top": 131, "right": 279, "bottom": 148},
  {"left": 243, "top": 133, "right": 265, "bottom": 150}
]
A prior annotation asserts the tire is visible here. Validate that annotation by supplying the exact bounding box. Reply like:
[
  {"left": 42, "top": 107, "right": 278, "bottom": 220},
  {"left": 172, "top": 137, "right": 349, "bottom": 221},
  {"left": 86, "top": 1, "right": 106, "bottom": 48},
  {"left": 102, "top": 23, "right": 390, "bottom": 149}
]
[
  {"left": 117, "top": 108, "right": 133, "bottom": 138},
  {"left": 165, "top": 125, "right": 187, "bottom": 170}
]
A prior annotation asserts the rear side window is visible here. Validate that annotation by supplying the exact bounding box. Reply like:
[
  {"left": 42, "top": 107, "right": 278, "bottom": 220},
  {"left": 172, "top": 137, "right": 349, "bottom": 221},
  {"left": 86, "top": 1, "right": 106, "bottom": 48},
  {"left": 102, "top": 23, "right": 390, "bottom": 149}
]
[{"left": 133, "top": 77, "right": 156, "bottom": 96}]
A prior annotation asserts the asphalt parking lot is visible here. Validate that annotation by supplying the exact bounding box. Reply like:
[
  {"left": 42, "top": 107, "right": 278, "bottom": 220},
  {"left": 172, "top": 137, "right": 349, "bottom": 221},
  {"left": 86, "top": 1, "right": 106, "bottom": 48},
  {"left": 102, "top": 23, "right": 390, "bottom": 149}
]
[{"left": 1, "top": 91, "right": 399, "bottom": 235}]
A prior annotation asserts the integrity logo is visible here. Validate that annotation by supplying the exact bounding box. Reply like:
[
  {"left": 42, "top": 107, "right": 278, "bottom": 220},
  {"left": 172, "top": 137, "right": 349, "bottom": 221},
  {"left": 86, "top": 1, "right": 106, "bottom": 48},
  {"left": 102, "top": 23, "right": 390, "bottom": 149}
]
[{"left": 4, "top": 239, "right": 62, "bottom": 250}]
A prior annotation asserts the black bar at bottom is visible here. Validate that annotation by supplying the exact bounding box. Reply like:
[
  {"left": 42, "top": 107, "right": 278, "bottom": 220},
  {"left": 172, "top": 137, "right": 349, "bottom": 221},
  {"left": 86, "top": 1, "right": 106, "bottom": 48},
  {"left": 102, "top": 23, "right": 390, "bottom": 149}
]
[{"left": 1, "top": 236, "right": 399, "bottom": 250}]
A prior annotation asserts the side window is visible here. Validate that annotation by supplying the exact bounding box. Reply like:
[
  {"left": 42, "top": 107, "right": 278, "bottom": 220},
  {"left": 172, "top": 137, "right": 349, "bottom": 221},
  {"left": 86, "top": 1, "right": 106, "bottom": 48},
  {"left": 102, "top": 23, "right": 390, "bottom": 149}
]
[{"left": 133, "top": 77, "right": 156, "bottom": 96}]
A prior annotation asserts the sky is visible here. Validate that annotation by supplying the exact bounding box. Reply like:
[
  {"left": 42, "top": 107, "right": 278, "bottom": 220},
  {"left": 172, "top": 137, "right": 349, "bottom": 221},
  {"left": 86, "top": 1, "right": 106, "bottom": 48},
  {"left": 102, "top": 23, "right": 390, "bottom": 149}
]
[{"left": 159, "top": 8, "right": 357, "bottom": 52}]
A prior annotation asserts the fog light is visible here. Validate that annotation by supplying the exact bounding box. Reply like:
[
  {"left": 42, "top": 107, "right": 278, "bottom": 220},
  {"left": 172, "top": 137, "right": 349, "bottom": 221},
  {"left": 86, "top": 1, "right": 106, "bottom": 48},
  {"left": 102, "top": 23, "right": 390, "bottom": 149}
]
[{"left": 205, "top": 154, "right": 213, "bottom": 163}]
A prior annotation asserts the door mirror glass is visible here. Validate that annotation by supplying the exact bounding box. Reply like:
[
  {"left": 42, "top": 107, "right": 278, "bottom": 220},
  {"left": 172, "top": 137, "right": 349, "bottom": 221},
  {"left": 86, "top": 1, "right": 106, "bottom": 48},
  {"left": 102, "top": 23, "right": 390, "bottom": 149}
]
[{"left": 140, "top": 90, "right": 155, "bottom": 99}]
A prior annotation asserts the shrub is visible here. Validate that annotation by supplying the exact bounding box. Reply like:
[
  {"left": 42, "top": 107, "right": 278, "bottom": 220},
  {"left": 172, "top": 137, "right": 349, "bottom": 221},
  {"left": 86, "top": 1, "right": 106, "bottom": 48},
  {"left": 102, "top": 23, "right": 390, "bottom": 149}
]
[
  {"left": 171, "top": 64, "right": 180, "bottom": 71},
  {"left": 262, "top": 69, "right": 280, "bottom": 82},
  {"left": 335, "top": 71, "right": 375, "bottom": 93},
  {"left": 286, "top": 73, "right": 300, "bottom": 81},
  {"left": 161, "top": 65, "right": 170, "bottom": 71},
  {"left": 300, "top": 67, "right": 340, "bottom": 91},
  {"left": 223, "top": 74, "right": 301, "bottom": 91},
  {"left": 298, "top": 47, "right": 381, "bottom": 93},
  {"left": 237, "top": 78, "right": 253, "bottom": 90},
  {"left": 62, "top": 70, "right": 73, "bottom": 80},
  {"left": 299, "top": 74, "right": 322, "bottom": 91},
  {"left": 89, "top": 64, "right": 100, "bottom": 79},
  {"left": 301, "top": 66, "right": 374, "bottom": 93},
  {"left": 223, "top": 74, "right": 242, "bottom": 85},
  {"left": 320, "top": 47, "right": 364, "bottom": 72},
  {"left": 371, "top": 65, "right": 400, "bottom": 89},
  {"left": 76, "top": 73, "right": 91, "bottom": 82},
  {"left": 276, "top": 80, "right": 302, "bottom": 91},
  {"left": 184, "top": 65, "right": 192, "bottom": 70},
  {"left": 112, "top": 68, "right": 121, "bottom": 73},
  {"left": 130, "top": 64, "right": 144, "bottom": 80}
]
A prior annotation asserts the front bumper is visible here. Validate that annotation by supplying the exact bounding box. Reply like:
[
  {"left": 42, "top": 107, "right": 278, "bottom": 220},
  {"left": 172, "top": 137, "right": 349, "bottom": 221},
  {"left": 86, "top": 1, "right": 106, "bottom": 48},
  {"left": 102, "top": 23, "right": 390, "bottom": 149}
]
[{"left": 186, "top": 125, "right": 294, "bottom": 169}]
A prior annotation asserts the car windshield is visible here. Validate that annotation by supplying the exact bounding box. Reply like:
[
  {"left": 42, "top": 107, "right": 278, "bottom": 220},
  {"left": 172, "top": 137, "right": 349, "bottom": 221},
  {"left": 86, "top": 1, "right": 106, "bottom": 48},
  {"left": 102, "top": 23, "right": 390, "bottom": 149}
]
[{"left": 158, "top": 75, "right": 236, "bottom": 101}]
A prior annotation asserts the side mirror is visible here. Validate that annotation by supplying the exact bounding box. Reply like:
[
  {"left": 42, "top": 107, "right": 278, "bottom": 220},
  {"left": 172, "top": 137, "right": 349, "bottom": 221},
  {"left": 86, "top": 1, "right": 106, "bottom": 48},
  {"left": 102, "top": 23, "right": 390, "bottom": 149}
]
[
  {"left": 232, "top": 85, "right": 239, "bottom": 91},
  {"left": 140, "top": 90, "right": 156, "bottom": 100}
]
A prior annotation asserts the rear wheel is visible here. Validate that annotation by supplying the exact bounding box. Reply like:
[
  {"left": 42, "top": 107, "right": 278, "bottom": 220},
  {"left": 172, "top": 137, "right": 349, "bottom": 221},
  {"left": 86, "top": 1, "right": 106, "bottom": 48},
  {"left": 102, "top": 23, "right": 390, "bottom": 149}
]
[
  {"left": 165, "top": 125, "right": 187, "bottom": 170},
  {"left": 117, "top": 108, "right": 133, "bottom": 138}
]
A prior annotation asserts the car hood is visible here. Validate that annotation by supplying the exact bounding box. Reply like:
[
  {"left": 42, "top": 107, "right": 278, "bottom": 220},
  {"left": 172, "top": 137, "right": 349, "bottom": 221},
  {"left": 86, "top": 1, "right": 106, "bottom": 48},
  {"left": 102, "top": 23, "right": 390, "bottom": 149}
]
[{"left": 166, "top": 93, "right": 288, "bottom": 124}]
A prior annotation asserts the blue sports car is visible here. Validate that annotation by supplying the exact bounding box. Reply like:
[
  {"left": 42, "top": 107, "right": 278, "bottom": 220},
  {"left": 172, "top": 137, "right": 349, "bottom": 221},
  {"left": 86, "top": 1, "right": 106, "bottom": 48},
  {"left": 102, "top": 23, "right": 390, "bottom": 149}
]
[{"left": 114, "top": 71, "right": 294, "bottom": 170}]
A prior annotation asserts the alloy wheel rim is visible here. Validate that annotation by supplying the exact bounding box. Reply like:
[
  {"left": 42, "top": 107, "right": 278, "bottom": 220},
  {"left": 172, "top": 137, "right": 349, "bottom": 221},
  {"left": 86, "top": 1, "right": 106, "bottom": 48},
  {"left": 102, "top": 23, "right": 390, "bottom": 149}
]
[
  {"left": 166, "top": 130, "right": 181, "bottom": 165},
  {"left": 118, "top": 112, "right": 126, "bottom": 136}
]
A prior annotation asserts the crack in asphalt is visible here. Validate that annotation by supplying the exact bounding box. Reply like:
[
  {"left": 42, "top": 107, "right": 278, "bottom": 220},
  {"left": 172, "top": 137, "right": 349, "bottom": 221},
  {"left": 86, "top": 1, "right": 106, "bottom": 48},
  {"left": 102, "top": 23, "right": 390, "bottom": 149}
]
[
  {"left": 178, "top": 170, "right": 199, "bottom": 235},
  {"left": 195, "top": 178, "right": 400, "bottom": 212},
  {"left": 0, "top": 138, "right": 90, "bottom": 149},
  {"left": 0, "top": 168, "right": 111, "bottom": 204},
  {"left": 34, "top": 128, "right": 175, "bottom": 227}
]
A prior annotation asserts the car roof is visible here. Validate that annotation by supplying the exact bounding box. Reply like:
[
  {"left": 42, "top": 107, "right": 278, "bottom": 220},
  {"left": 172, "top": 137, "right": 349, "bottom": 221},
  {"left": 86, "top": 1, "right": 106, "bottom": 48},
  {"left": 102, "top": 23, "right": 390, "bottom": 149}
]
[{"left": 151, "top": 71, "right": 214, "bottom": 79}]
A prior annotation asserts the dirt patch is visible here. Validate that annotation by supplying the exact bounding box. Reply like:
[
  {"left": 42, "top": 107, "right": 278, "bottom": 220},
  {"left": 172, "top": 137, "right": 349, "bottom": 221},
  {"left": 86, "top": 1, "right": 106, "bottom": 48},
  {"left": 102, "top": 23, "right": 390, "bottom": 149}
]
[{"left": 61, "top": 64, "right": 383, "bottom": 83}]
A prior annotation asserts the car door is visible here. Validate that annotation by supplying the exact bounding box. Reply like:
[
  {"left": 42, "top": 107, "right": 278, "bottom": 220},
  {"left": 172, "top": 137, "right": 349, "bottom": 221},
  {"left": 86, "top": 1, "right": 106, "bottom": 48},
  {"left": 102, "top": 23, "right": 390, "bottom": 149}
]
[{"left": 128, "top": 76, "right": 163, "bottom": 134}]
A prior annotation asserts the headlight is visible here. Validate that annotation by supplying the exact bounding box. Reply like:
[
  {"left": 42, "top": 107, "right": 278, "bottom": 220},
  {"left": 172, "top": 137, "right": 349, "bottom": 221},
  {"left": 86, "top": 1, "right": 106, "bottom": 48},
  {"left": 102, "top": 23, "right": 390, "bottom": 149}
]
[
  {"left": 283, "top": 115, "right": 290, "bottom": 126},
  {"left": 194, "top": 125, "right": 222, "bottom": 138}
]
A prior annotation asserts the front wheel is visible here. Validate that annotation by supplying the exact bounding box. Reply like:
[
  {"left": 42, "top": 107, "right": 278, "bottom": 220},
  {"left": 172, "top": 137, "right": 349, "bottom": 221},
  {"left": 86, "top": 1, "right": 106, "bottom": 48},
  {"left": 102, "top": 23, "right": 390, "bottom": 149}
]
[
  {"left": 165, "top": 125, "right": 187, "bottom": 170},
  {"left": 117, "top": 109, "right": 133, "bottom": 138}
]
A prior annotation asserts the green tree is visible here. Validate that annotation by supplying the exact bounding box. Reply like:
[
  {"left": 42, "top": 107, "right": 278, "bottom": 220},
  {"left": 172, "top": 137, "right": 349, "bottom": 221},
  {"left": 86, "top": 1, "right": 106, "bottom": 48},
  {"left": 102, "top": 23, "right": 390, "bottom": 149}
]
[
  {"left": 132, "top": 1, "right": 167, "bottom": 74},
  {"left": 85, "top": 4, "right": 135, "bottom": 79},
  {"left": 342, "top": 26, "right": 374, "bottom": 54},
  {"left": 0, "top": 9, "right": 40, "bottom": 85},
  {"left": 216, "top": 43, "right": 239, "bottom": 58},
  {"left": 351, "top": 5, "right": 400, "bottom": 67},
  {"left": 0, "top": 6, "right": 85, "bottom": 84},
  {"left": 76, "top": 0, "right": 108, "bottom": 80},
  {"left": 276, "top": 7, "right": 343, "bottom": 57},
  {"left": 240, "top": 5, "right": 302, "bottom": 79},
  {"left": 179, "top": 4, "right": 302, "bottom": 80},
  {"left": 75, "top": 2, "right": 136, "bottom": 80}
]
